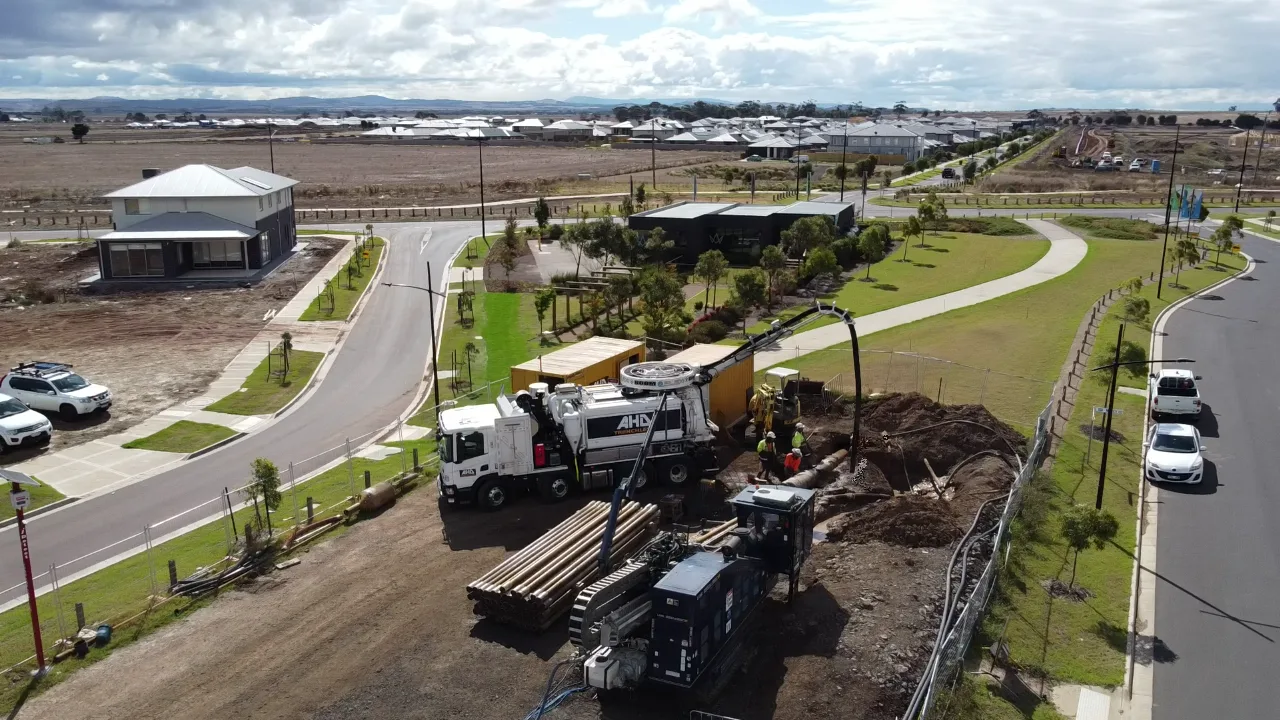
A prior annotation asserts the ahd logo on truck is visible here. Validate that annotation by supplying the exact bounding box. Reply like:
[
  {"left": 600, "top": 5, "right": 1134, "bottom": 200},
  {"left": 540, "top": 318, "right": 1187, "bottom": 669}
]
[
  {"left": 614, "top": 413, "right": 652, "bottom": 434},
  {"left": 586, "top": 409, "right": 682, "bottom": 439}
]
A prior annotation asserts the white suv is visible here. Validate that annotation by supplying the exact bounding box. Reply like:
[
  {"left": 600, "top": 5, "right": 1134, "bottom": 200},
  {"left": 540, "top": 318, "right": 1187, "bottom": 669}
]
[
  {"left": 1, "top": 362, "right": 112, "bottom": 421},
  {"left": 0, "top": 393, "right": 53, "bottom": 453}
]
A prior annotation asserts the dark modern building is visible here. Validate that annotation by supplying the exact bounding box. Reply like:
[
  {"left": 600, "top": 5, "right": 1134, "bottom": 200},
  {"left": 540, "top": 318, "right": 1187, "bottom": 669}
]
[
  {"left": 628, "top": 200, "right": 856, "bottom": 264},
  {"left": 97, "top": 164, "right": 298, "bottom": 282}
]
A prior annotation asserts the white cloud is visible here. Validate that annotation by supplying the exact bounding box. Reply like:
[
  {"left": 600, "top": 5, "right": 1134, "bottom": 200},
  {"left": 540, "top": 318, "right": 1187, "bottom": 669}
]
[
  {"left": 664, "top": 0, "right": 760, "bottom": 31},
  {"left": 0, "top": 0, "right": 1276, "bottom": 107}
]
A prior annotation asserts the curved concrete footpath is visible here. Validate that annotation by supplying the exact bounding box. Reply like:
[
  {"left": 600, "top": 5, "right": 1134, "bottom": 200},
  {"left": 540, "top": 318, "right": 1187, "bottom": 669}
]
[{"left": 754, "top": 219, "right": 1089, "bottom": 369}]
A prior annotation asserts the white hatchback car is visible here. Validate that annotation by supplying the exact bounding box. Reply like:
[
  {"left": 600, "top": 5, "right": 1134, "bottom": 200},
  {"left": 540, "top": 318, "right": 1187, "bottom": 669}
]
[
  {"left": 1, "top": 362, "right": 112, "bottom": 421},
  {"left": 1143, "top": 423, "right": 1206, "bottom": 484},
  {"left": 0, "top": 393, "right": 53, "bottom": 453}
]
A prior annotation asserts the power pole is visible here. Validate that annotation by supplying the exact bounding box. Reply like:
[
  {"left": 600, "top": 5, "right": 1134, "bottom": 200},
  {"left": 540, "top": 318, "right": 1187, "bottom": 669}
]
[
  {"left": 839, "top": 116, "right": 849, "bottom": 201},
  {"left": 1157, "top": 125, "right": 1180, "bottom": 300},
  {"left": 477, "top": 137, "right": 487, "bottom": 243},
  {"left": 1095, "top": 323, "right": 1124, "bottom": 510},
  {"left": 426, "top": 262, "right": 442, "bottom": 418},
  {"left": 1234, "top": 127, "right": 1251, "bottom": 213}
]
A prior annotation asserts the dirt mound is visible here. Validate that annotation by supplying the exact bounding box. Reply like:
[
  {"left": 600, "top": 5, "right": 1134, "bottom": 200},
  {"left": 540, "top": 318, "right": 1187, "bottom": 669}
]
[
  {"left": 947, "top": 454, "right": 1017, "bottom": 518},
  {"left": 826, "top": 495, "right": 963, "bottom": 548}
]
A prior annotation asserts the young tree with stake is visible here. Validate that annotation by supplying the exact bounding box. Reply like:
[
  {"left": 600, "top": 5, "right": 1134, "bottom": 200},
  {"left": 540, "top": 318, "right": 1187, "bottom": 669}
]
[{"left": 1059, "top": 506, "right": 1119, "bottom": 591}]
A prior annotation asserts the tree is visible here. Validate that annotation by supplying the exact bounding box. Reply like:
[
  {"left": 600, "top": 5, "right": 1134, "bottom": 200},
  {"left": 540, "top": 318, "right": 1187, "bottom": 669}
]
[
  {"left": 635, "top": 182, "right": 646, "bottom": 207},
  {"left": 881, "top": 169, "right": 892, "bottom": 190},
  {"left": 533, "top": 197, "right": 550, "bottom": 235},
  {"left": 245, "top": 458, "right": 282, "bottom": 531},
  {"left": 857, "top": 225, "right": 888, "bottom": 280},
  {"left": 1060, "top": 506, "right": 1119, "bottom": 590},
  {"left": 619, "top": 195, "right": 635, "bottom": 218},
  {"left": 70, "top": 123, "right": 89, "bottom": 143},
  {"left": 892, "top": 101, "right": 907, "bottom": 119},
  {"left": 1171, "top": 237, "right": 1199, "bottom": 286},
  {"left": 802, "top": 246, "right": 839, "bottom": 280},
  {"left": 731, "top": 269, "right": 768, "bottom": 333},
  {"left": 963, "top": 159, "right": 978, "bottom": 183},
  {"left": 694, "top": 249, "right": 729, "bottom": 309},
  {"left": 492, "top": 238, "right": 518, "bottom": 286},
  {"left": 917, "top": 202, "right": 936, "bottom": 241},
  {"left": 1266, "top": 209, "right": 1276, "bottom": 230},
  {"left": 503, "top": 215, "right": 519, "bottom": 249},
  {"left": 637, "top": 267, "right": 690, "bottom": 342},
  {"left": 606, "top": 274, "right": 635, "bottom": 323},
  {"left": 279, "top": 331, "right": 293, "bottom": 376},
  {"left": 779, "top": 215, "right": 835, "bottom": 256},
  {"left": 559, "top": 223, "right": 587, "bottom": 277},
  {"left": 534, "top": 287, "right": 556, "bottom": 333},
  {"left": 1121, "top": 295, "right": 1151, "bottom": 326},
  {"left": 1210, "top": 226, "right": 1234, "bottom": 267},
  {"left": 1220, "top": 214, "right": 1244, "bottom": 236},
  {"left": 1121, "top": 276, "right": 1144, "bottom": 295},
  {"left": 833, "top": 164, "right": 849, "bottom": 183},
  {"left": 1234, "top": 113, "right": 1263, "bottom": 130},
  {"left": 903, "top": 215, "right": 923, "bottom": 261},
  {"left": 983, "top": 155, "right": 999, "bottom": 170},
  {"left": 760, "top": 245, "right": 787, "bottom": 309},
  {"left": 640, "top": 226, "right": 672, "bottom": 264}
]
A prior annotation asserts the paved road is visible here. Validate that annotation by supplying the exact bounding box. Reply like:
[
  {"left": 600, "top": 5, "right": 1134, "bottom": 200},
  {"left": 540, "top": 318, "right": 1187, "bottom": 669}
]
[
  {"left": 1150, "top": 231, "right": 1280, "bottom": 719},
  {"left": 0, "top": 221, "right": 477, "bottom": 605}
]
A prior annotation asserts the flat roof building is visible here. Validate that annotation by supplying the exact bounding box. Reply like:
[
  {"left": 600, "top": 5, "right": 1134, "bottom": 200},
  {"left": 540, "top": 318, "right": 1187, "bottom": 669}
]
[{"left": 628, "top": 200, "right": 856, "bottom": 264}]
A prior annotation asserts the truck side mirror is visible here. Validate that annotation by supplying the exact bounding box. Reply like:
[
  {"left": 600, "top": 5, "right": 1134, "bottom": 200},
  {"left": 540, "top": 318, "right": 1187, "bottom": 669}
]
[
  {"left": 1200, "top": 445, "right": 1207, "bottom": 452},
  {"left": 1194, "top": 375, "right": 1203, "bottom": 380},
  {"left": 1148, "top": 373, "right": 1157, "bottom": 379}
]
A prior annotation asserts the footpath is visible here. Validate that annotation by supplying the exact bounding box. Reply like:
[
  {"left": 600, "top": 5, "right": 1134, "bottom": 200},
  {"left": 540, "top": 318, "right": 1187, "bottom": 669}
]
[
  {"left": 8, "top": 235, "right": 373, "bottom": 500},
  {"left": 754, "top": 220, "right": 1089, "bottom": 369}
]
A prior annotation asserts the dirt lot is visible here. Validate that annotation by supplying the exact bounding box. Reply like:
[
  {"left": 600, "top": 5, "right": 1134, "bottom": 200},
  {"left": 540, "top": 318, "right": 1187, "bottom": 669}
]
[
  {"left": 0, "top": 237, "right": 343, "bottom": 456},
  {"left": 0, "top": 125, "right": 725, "bottom": 212},
  {"left": 12, "top": 393, "right": 1021, "bottom": 720}
]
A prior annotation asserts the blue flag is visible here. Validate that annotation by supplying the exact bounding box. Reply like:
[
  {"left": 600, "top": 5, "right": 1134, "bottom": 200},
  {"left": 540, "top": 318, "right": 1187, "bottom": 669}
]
[{"left": 1191, "top": 190, "right": 1203, "bottom": 220}]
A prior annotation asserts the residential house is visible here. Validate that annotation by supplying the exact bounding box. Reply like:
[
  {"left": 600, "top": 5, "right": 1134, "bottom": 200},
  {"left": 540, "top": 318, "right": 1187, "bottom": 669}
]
[
  {"left": 542, "top": 120, "right": 593, "bottom": 141},
  {"left": 844, "top": 123, "right": 927, "bottom": 162},
  {"left": 97, "top": 164, "right": 298, "bottom": 282}
]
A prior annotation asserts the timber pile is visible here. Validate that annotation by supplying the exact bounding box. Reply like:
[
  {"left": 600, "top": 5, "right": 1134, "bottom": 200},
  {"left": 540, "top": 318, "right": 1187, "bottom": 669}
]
[
  {"left": 691, "top": 519, "right": 737, "bottom": 547},
  {"left": 467, "top": 500, "right": 659, "bottom": 632}
]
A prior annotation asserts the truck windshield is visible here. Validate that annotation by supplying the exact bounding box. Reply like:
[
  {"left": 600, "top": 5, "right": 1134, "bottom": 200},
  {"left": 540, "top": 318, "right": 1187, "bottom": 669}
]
[{"left": 439, "top": 434, "right": 454, "bottom": 463}]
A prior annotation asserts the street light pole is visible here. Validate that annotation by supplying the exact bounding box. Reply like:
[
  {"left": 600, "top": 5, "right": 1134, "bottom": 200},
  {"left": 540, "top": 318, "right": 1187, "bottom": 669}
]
[
  {"left": 1234, "top": 127, "right": 1251, "bottom": 213},
  {"left": 267, "top": 124, "right": 276, "bottom": 174},
  {"left": 382, "top": 277, "right": 446, "bottom": 419},
  {"left": 1157, "top": 125, "right": 1181, "bottom": 300},
  {"left": 1251, "top": 109, "right": 1272, "bottom": 185},
  {"left": 839, "top": 116, "right": 849, "bottom": 202},
  {"left": 477, "top": 137, "right": 487, "bottom": 244}
]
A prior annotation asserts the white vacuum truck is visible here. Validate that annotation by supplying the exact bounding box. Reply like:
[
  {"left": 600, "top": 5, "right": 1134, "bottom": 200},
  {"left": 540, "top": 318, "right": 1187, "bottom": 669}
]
[
  {"left": 436, "top": 301, "right": 860, "bottom": 510},
  {"left": 437, "top": 363, "right": 719, "bottom": 509}
]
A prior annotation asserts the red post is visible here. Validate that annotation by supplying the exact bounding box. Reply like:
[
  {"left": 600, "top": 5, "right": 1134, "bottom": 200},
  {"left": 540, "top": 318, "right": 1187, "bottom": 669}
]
[{"left": 12, "top": 482, "right": 46, "bottom": 674}]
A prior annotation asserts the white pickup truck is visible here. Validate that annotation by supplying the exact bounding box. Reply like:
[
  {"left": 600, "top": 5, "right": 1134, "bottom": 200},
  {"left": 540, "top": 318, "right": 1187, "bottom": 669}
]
[{"left": 1147, "top": 368, "right": 1202, "bottom": 420}]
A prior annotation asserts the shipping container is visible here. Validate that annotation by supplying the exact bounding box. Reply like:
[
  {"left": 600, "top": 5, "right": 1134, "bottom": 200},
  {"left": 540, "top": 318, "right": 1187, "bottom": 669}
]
[
  {"left": 667, "top": 343, "right": 754, "bottom": 429},
  {"left": 510, "top": 337, "right": 644, "bottom": 391}
]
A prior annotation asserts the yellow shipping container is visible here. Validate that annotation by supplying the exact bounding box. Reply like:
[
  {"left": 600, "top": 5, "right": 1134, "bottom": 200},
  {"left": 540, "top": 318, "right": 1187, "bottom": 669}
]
[
  {"left": 510, "top": 337, "right": 645, "bottom": 391},
  {"left": 666, "top": 343, "right": 753, "bottom": 429}
]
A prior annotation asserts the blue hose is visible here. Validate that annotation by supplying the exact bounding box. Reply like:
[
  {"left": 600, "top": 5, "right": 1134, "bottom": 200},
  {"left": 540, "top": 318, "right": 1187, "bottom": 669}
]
[{"left": 524, "top": 685, "right": 588, "bottom": 720}]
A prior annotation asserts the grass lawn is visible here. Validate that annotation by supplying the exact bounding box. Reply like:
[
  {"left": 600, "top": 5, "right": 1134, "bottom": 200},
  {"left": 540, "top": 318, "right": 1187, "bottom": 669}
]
[
  {"left": 0, "top": 477, "right": 65, "bottom": 522},
  {"left": 205, "top": 349, "right": 324, "bottom": 416},
  {"left": 892, "top": 165, "right": 946, "bottom": 187},
  {"left": 0, "top": 437, "right": 435, "bottom": 713},
  {"left": 297, "top": 229, "right": 363, "bottom": 236},
  {"left": 764, "top": 236, "right": 1167, "bottom": 427},
  {"left": 1242, "top": 222, "right": 1280, "bottom": 241},
  {"left": 298, "top": 237, "right": 384, "bottom": 322},
  {"left": 1058, "top": 215, "right": 1157, "bottom": 241},
  {"left": 744, "top": 229, "right": 1050, "bottom": 335},
  {"left": 121, "top": 421, "right": 237, "bottom": 454},
  {"left": 985, "top": 251, "right": 1246, "bottom": 686},
  {"left": 935, "top": 673, "right": 1068, "bottom": 720}
]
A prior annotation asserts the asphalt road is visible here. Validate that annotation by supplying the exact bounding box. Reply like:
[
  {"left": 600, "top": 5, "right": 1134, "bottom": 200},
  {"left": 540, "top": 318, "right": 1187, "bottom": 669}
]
[
  {"left": 1151, "top": 231, "right": 1280, "bottom": 719},
  {"left": 0, "top": 221, "right": 478, "bottom": 605}
]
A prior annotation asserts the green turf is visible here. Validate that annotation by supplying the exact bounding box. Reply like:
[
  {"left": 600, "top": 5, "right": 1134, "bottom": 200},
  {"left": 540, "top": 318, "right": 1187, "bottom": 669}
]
[
  {"left": 744, "top": 230, "right": 1049, "bottom": 335},
  {"left": 0, "top": 476, "right": 65, "bottom": 522},
  {"left": 297, "top": 229, "right": 363, "bottom": 236},
  {"left": 204, "top": 349, "right": 323, "bottom": 416},
  {"left": 298, "top": 237, "right": 384, "bottom": 322},
  {"left": 121, "top": 421, "right": 237, "bottom": 454},
  {"left": 935, "top": 673, "right": 1069, "bottom": 720},
  {"left": 986, "top": 251, "right": 1246, "bottom": 686},
  {"left": 1058, "top": 215, "right": 1157, "bottom": 241}
]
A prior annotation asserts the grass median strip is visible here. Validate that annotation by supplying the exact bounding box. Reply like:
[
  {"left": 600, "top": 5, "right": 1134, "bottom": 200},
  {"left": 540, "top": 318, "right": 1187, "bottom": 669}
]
[
  {"left": 205, "top": 349, "right": 323, "bottom": 416},
  {"left": 298, "top": 236, "right": 384, "bottom": 322},
  {"left": 121, "top": 421, "right": 237, "bottom": 454}
]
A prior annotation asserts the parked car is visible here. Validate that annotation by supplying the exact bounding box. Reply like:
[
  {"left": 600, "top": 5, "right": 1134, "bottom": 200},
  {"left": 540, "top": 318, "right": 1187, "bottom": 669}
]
[
  {"left": 1129, "top": 161, "right": 1142, "bottom": 172},
  {"left": 1, "top": 362, "right": 112, "bottom": 421},
  {"left": 1143, "top": 422, "right": 1206, "bottom": 484},
  {"left": 0, "top": 393, "right": 52, "bottom": 453},
  {"left": 743, "top": 155, "right": 763, "bottom": 162},
  {"left": 1147, "top": 368, "right": 1201, "bottom": 420},
  {"left": 1094, "top": 161, "right": 1115, "bottom": 172},
  {"left": 941, "top": 167, "right": 956, "bottom": 179}
]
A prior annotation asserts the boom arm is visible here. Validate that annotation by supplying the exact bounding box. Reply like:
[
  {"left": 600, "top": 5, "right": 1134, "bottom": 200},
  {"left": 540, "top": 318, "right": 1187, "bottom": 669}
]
[
  {"left": 598, "top": 390, "right": 671, "bottom": 576},
  {"left": 696, "top": 300, "right": 862, "bottom": 472}
]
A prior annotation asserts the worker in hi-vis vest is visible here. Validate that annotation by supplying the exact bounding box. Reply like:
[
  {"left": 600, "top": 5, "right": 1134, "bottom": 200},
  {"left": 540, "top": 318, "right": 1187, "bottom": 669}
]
[
  {"left": 783, "top": 448, "right": 803, "bottom": 477},
  {"left": 792, "top": 422, "right": 811, "bottom": 455},
  {"left": 757, "top": 431, "right": 777, "bottom": 481}
]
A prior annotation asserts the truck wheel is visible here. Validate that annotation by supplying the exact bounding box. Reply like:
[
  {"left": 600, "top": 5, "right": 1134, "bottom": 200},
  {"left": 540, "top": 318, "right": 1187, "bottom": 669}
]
[
  {"left": 664, "top": 459, "right": 694, "bottom": 486},
  {"left": 59, "top": 404, "right": 79, "bottom": 422},
  {"left": 477, "top": 479, "right": 508, "bottom": 511},
  {"left": 538, "top": 475, "right": 571, "bottom": 502},
  {"left": 629, "top": 463, "right": 653, "bottom": 491}
]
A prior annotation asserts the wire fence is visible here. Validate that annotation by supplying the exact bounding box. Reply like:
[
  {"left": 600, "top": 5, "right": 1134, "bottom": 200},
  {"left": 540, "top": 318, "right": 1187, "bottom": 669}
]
[
  {"left": 901, "top": 399, "right": 1055, "bottom": 720},
  {"left": 0, "top": 407, "right": 448, "bottom": 676}
]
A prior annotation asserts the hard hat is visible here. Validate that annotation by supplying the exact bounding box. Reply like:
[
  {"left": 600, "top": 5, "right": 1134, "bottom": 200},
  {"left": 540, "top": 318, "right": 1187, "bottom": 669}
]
[
  {"left": 795, "top": 422, "right": 806, "bottom": 431},
  {"left": 766, "top": 431, "right": 776, "bottom": 439},
  {"left": 791, "top": 448, "right": 801, "bottom": 456}
]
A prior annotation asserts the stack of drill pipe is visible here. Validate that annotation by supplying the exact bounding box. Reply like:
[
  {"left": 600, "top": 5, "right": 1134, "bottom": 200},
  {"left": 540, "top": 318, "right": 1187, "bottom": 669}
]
[
  {"left": 466, "top": 500, "right": 659, "bottom": 631},
  {"left": 690, "top": 519, "right": 737, "bottom": 547}
]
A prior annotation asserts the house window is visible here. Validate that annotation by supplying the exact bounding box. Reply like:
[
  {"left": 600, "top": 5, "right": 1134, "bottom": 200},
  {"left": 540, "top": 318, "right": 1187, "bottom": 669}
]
[
  {"left": 260, "top": 231, "right": 271, "bottom": 265},
  {"left": 259, "top": 197, "right": 263, "bottom": 211},
  {"left": 191, "top": 240, "right": 244, "bottom": 268},
  {"left": 266, "top": 193, "right": 273, "bottom": 209},
  {"left": 109, "top": 242, "right": 165, "bottom": 277},
  {"left": 124, "top": 199, "right": 143, "bottom": 215}
]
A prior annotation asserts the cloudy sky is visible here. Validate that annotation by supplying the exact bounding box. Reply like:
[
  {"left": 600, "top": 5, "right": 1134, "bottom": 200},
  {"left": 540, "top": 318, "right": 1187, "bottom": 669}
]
[{"left": 1, "top": 0, "right": 1278, "bottom": 108}]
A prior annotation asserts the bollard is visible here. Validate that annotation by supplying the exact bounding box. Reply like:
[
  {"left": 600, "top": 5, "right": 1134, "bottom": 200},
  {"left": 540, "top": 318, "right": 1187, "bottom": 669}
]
[
  {"left": 307, "top": 497, "right": 314, "bottom": 523},
  {"left": 364, "top": 470, "right": 372, "bottom": 489},
  {"left": 168, "top": 560, "right": 178, "bottom": 590},
  {"left": 413, "top": 447, "right": 420, "bottom": 471},
  {"left": 75, "top": 602, "right": 86, "bottom": 631}
]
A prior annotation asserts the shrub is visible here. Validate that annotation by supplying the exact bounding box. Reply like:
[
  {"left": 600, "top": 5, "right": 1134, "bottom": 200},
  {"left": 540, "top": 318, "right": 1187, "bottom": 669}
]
[
  {"left": 830, "top": 236, "right": 859, "bottom": 269},
  {"left": 693, "top": 300, "right": 704, "bottom": 311},
  {"left": 1059, "top": 216, "right": 1156, "bottom": 241},
  {"left": 548, "top": 224, "right": 564, "bottom": 240},
  {"left": 710, "top": 302, "right": 743, "bottom": 327},
  {"left": 688, "top": 320, "right": 729, "bottom": 343}
]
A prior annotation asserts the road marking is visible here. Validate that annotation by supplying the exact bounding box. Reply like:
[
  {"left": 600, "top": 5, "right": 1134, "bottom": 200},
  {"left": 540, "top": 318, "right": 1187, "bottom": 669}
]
[{"left": 419, "top": 228, "right": 433, "bottom": 255}]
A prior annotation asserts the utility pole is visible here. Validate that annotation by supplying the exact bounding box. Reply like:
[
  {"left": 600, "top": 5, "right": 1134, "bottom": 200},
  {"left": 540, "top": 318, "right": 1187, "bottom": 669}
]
[
  {"left": 1252, "top": 99, "right": 1280, "bottom": 184},
  {"left": 1157, "top": 125, "right": 1180, "bottom": 300},
  {"left": 426, "top": 262, "right": 441, "bottom": 416},
  {"left": 1234, "top": 127, "right": 1251, "bottom": 213},
  {"left": 477, "top": 136, "right": 487, "bottom": 243},
  {"left": 1095, "top": 324, "right": 1125, "bottom": 509},
  {"left": 839, "top": 116, "right": 849, "bottom": 201},
  {"left": 267, "top": 123, "right": 276, "bottom": 174},
  {"left": 650, "top": 120, "right": 657, "bottom": 191}
]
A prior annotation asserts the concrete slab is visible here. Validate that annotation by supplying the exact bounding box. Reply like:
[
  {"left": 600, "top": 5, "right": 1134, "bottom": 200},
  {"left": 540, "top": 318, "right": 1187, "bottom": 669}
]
[
  {"left": 158, "top": 409, "right": 193, "bottom": 419},
  {"left": 397, "top": 425, "right": 432, "bottom": 441},
  {"left": 355, "top": 444, "right": 403, "bottom": 461},
  {"left": 230, "top": 417, "right": 265, "bottom": 433},
  {"left": 1076, "top": 686, "right": 1111, "bottom": 720},
  {"left": 53, "top": 441, "right": 121, "bottom": 462},
  {"left": 449, "top": 266, "right": 484, "bottom": 283},
  {"left": 1118, "top": 386, "right": 1147, "bottom": 398},
  {"left": 95, "top": 447, "right": 182, "bottom": 473}
]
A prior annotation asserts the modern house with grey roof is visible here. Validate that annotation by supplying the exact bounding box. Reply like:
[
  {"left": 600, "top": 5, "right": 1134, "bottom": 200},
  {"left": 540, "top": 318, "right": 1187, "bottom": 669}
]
[
  {"left": 628, "top": 200, "right": 855, "bottom": 264},
  {"left": 97, "top": 164, "right": 298, "bottom": 283}
]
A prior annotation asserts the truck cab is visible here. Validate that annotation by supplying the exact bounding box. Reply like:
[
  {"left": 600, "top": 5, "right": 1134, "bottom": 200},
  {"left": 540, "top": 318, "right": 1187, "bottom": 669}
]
[
  {"left": 437, "top": 404, "right": 507, "bottom": 508},
  {"left": 1148, "top": 368, "right": 1202, "bottom": 421}
]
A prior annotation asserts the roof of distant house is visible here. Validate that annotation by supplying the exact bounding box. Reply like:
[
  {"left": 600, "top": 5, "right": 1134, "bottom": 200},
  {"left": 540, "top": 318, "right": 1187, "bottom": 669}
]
[{"left": 105, "top": 164, "right": 298, "bottom": 199}]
